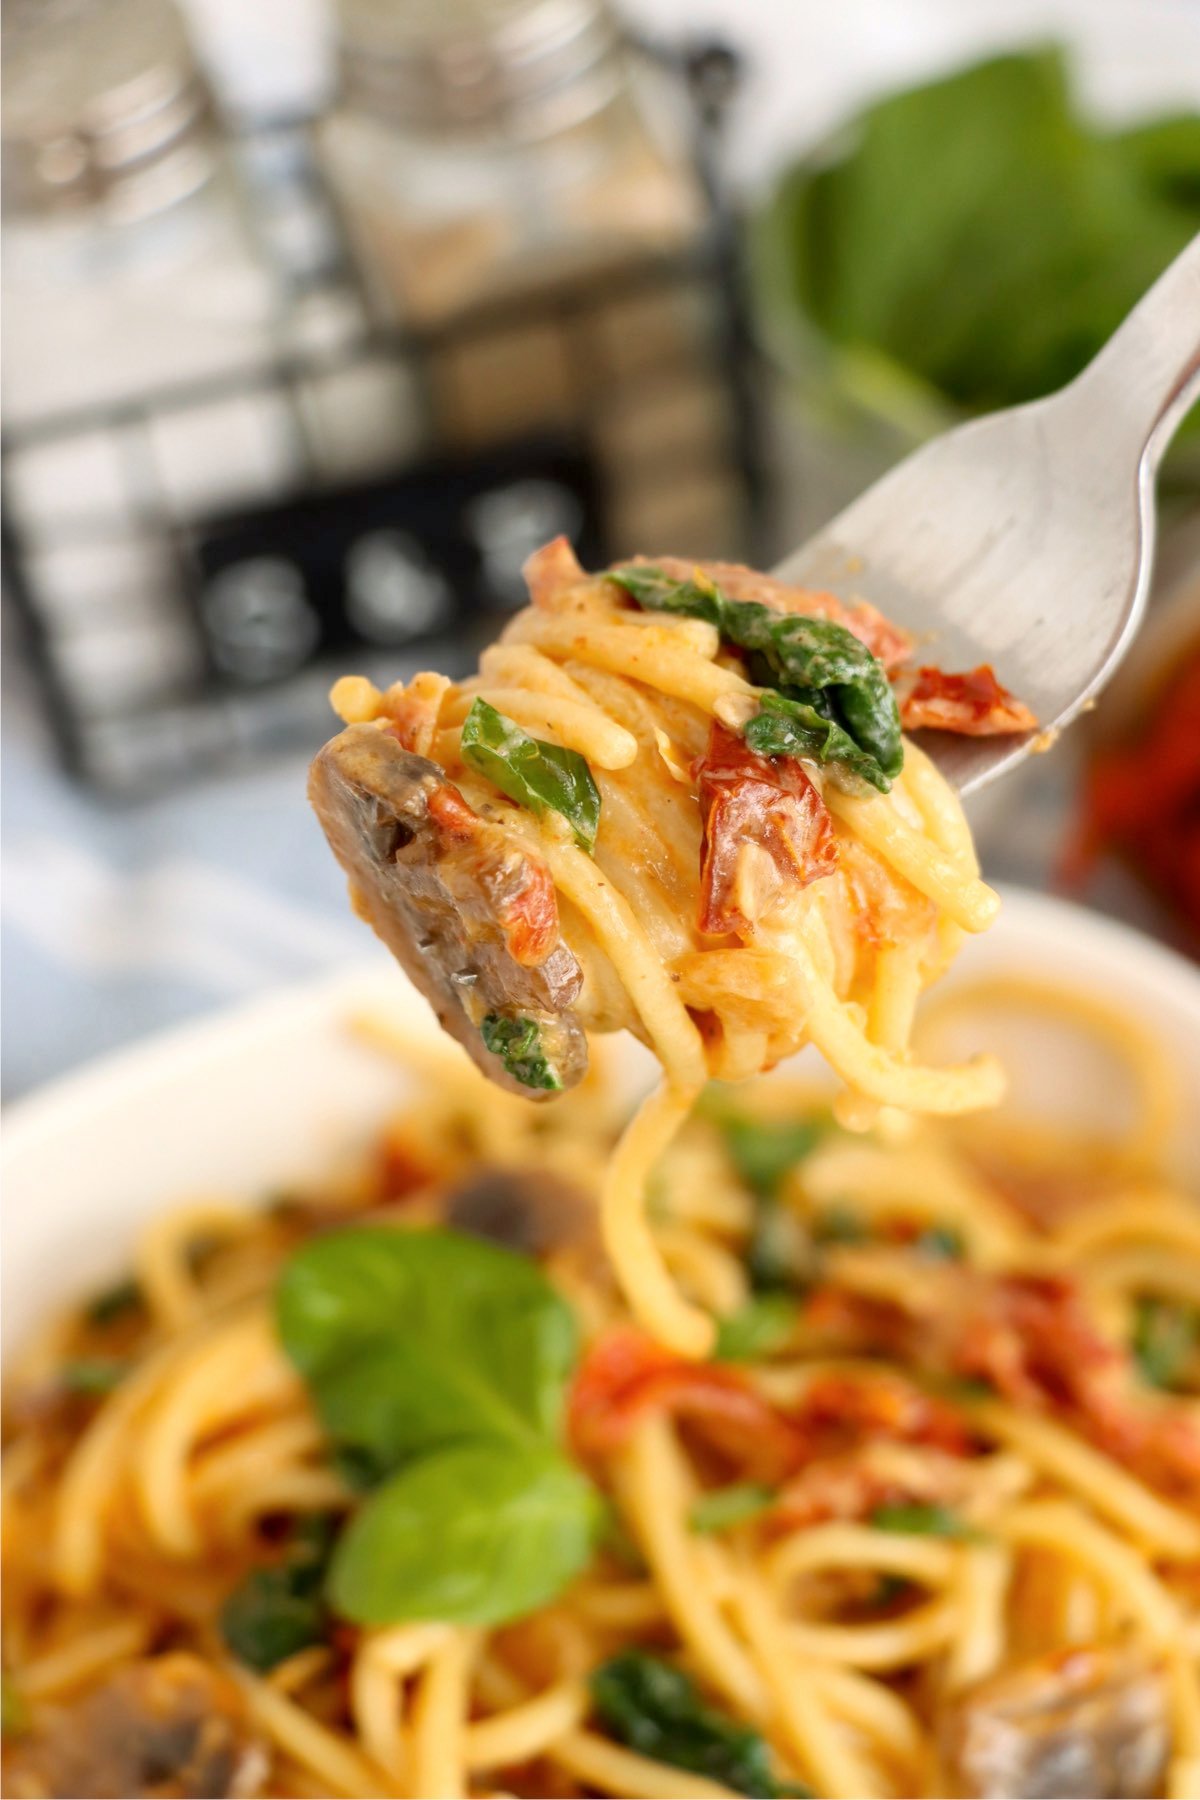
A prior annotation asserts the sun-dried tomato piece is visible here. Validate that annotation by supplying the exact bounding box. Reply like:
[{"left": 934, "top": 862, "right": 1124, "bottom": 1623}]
[
  {"left": 695, "top": 725, "right": 837, "bottom": 938},
  {"left": 896, "top": 665, "right": 1036, "bottom": 735}
]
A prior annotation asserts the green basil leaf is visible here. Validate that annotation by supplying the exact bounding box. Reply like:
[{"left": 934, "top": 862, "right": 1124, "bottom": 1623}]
[
  {"left": 1132, "top": 1296, "right": 1200, "bottom": 1392},
  {"left": 690, "top": 1482, "right": 777, "bottom": 1535},
  {"left": 329, "top": 1440, "right": 600, "bottom": 1628},
  {"left": 480, "top": 1012, "right": 563, "bottom": 1092},
  {"left": 461, "top": 697, "right": 600, "bottom": 852},
  {"left": 871, "top": 1502, "right": 977, "bottom": 1538},
  {"left": 276, "top": 1227, "right": 579, "bottom": 1466},
  {"left": 61, "top": 1357, "right": 128, "bottom": 1397},
  {"left": 743, "top": 690, "right": 892, "bottom": 793},
  {"left": 714, "top": 1295, "right": 799, "bottom": 1362},
  {"left": 220, "top": 1514, "right": 337, "bottom": 1672},
  {"left": 608, "top": 564, "right": 902, "bottom": 787},
  {"left": 591, "top": 1651, "right": 812, "bottom": 1797}
]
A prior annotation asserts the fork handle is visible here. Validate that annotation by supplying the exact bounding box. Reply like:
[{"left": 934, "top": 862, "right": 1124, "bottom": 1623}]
[{"left": 1071, "top": 232, "right": 1200, "bottom": 473}]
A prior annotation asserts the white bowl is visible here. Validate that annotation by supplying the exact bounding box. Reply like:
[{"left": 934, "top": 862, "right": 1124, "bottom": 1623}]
[{"left": 4, "top": 888, "right": 1199, "bottom": 1359}]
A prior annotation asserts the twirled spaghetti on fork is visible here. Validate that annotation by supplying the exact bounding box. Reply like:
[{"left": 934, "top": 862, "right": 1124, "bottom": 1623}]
[{"left": 310, "top": 542, "right": 1034, "bottom": 1355}]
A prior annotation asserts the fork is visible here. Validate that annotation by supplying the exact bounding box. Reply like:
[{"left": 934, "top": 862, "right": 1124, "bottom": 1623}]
[{"left": 772, "top": 233, "right": 1200, "bottom": 794}]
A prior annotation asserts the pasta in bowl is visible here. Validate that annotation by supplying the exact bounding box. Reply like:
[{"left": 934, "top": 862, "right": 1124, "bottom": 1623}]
[{"left": 3, "top": 895, "right": 1199, "bottom": 1800}]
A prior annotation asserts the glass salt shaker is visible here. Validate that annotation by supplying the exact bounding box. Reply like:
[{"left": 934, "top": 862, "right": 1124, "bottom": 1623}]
[{"left": 318, "top": 0, "right": 705, "bottom": 328}]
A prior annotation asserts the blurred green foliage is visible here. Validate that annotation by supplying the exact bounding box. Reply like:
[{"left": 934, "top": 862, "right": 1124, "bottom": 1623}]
[{"left": 757, "top": 48, "right": 1200, "bottom": 415}]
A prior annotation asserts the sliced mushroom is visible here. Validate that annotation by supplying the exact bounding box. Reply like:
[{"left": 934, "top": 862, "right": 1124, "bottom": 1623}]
[
  {"left": 309, "top": 722, "right": 588, "bottom": 1097},
  {"left": 940, "top": 1643, "right": 1170, "bottom": 1799},
  {"left": 2, "top": 1654, "right": 267, "bottom": 1799},
  {"left": 444, "top": 1165, "right": 598, "bottom": 1256}
]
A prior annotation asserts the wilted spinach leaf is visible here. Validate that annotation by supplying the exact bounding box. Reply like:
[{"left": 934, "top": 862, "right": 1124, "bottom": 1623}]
[
  {"left": 591, "top": 1651, "right": 811, "bottom": 1797},
  {"left": 711, "top": 1107, "right": 826, "bottom": 1199},
  {"left": 607, "top": 565, "right": 901, "bottom": 788},
  {"left": 461, "top": 698, "right": 600, "bottom": 851},
  {"left": 220, "top": 1514, "right": 337, "bottom": 1672},
  {"left": 743, "top": 690, "right": 893, "bottom": 793}
]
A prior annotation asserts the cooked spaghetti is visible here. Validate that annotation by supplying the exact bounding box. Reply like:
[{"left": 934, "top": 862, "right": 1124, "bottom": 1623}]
[
  {"left": 308, "top": 543, "right": 1034, "bottom": 1356},
  {"left": 4, "top": 981, "right": 1199, "bottom": 1800}
]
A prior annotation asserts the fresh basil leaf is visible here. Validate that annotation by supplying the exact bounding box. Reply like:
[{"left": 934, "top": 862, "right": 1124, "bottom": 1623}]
[
  {"left": 221, "top": 1514, "right": 337, "bottom": 1672},
  {"left": 743, "top": 690, "right": 892, "bottom": 793},
  {"left": 276, "top": 1227, "right": 579, "bottom": 1466},
  {"left": 1132, "top": 1296, "right": 1199, "bottom": 1392},
  {"left": 591, "top": 1651, "right": 812, "bottom": 1798},
  {"left": 84, "top": 1275, "right": 143, "bottom": 1327},
  {"left": 871, "top": 1502, "right": 976, "bottom": 1538},
  {"left": 461, "top": 697, "right": 600, "bottom": 852},
  {"left": 480, "top": 1012, "right": 563, "bottom": 1092},
  {"left": 714, "top": 1294, "right": 799, "bottom": 1362},
  {"left": 608, "top": 564, "right": 902, "bottom": 787},
  {"left": 690, "top": 1482, "right": 777, "bottom": 1535},
  {"left": 329, "top": 1439, "right": 599, "bottom": 1628},
  {"left": 61, "top": 1357, "right": 128, "bottom": 1398}
]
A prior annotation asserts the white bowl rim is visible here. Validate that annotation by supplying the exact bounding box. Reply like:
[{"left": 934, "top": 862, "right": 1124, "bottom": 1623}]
[{"left": 5, "top": 884, "right": 1198, "bottom": 1161}]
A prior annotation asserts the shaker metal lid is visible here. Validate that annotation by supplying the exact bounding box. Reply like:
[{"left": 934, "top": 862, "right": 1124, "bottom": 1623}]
[
  {"left": 334, "top": 0, "right": 624, "bottom": 139},
  {"left": 2, "top": 0, "right": 213, "bottom": 218}
]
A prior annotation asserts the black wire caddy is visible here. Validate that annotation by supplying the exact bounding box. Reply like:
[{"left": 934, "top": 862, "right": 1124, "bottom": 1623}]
[{"left": 2, "top": 37, "right": 767, "bottom": 796}]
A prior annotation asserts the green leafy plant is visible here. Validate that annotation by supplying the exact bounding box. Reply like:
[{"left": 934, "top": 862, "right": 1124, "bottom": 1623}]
[
  {"left": 591, "top": 1651, "right": 811, "bottom": 1797},
  {"left": 461, "top": 698, "right": 600, "bottom": 851},
  {"left": 220, "top": 1515, "right": 337, "bottom": 1672},
  {"left": 276, "top": 1227, "right": 597, "bottom": 1629},
  {"left": 480, "top": 1012, "right": 563, "bottom": 1092},
  {"left": 756, "top": 49, "right": 1200, "bottom": 421},
  {"left": 608, "top": 565, "right": 901, "bottom": 791}
]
